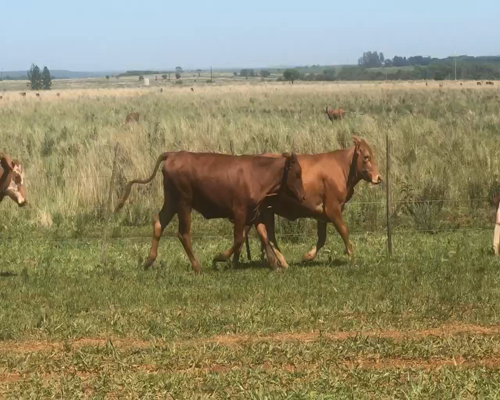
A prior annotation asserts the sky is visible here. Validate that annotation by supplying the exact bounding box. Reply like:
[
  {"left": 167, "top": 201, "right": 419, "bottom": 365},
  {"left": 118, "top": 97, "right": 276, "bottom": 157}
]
[{"left": 1, "top": 0, "right": 499, "bottom": 71}]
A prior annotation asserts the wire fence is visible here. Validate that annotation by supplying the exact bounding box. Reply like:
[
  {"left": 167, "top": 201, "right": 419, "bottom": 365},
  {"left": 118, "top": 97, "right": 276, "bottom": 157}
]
[{"left": 2, "top": 137, "right": 499, "bottom": 256}]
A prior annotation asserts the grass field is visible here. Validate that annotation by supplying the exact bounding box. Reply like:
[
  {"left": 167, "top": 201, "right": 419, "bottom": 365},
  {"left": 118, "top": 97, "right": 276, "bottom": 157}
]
[{"left": 1, "top": 81, "right": 500, "bottom": 398}]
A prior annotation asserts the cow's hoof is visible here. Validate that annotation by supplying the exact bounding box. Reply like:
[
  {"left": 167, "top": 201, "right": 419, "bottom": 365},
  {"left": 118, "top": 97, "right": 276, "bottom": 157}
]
[
  {"left": 213, "top": 253, "right": 228, "bottom": 263},
  {"left": 144, "top": 258, "right": 155, "bottom": 270},
  {"left": 302, "top": 253, "right": 315, "bottom": 262}
]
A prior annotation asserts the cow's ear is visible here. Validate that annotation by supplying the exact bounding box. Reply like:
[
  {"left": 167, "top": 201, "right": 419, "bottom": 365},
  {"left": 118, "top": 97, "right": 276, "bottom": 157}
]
[
  {"left": 290, "top": 152, "right": 298, "bottom": 163},
  {"left": 281, "top": 152, "right": 291, "bottom": 158}
]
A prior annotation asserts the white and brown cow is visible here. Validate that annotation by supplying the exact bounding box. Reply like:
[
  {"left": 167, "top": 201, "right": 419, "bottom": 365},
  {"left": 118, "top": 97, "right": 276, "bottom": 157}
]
[{"left": 0, "top": 154, "right": 27, "bottom": 207}]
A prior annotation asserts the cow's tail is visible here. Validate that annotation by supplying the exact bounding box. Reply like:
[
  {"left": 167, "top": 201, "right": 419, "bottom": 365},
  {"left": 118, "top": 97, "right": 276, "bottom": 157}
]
[{"left": 114, "top": 152, "right": 168, "bottom": 213}]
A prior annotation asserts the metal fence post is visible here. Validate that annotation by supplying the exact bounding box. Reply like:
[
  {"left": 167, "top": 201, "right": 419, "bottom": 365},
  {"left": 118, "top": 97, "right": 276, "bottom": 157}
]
[{"left": 386, "top": 133, "right": 393, "bottom": 255}]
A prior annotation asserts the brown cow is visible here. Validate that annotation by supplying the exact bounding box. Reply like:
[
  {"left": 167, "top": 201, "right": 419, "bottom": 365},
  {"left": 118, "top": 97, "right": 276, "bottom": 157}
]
[
  {"left": 56, "top": 93, "right": 61, "bottom": 97},
  {"left": 20, "top": 92, "right": 26, "bottom": 97},
  {"left": 125, "top": 111, "right": 140, "bottom": 124},
  {"left": 325, "top": 107, "right": 346, "bottom": 122},
  {"left": 115, "top": 151, "right": 306, "bottom": 273},
  {"left": 234, "top": 136, "right": 381, "bottom": 265},
  {"left": 0, "top": 154, "right": 27, "bottom": 207},
  {"left": 477, "top": 82, "right": 482, "bottom": 86},
  {"left": 36, "top": 93, "right": 40, "bottom": 97}
]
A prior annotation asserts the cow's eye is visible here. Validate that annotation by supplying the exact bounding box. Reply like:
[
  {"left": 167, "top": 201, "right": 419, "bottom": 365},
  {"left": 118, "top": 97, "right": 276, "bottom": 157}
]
[{"left": 364, "top": 156, "right": 370, "bottom": 162}]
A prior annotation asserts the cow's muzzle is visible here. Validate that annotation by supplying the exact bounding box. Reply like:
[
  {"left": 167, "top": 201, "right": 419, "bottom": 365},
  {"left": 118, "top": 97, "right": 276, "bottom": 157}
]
[
  {"left": 18, "top": 200, "right": 28, "bottom": 207},
  {"left": 372, "top": 175, "right": 382, "bottom": 185}
]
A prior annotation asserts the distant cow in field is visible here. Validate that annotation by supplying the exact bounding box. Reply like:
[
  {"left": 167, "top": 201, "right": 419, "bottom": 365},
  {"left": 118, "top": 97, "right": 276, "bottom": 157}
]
[
  {"left": 56, "top": 93, "right": 61, "bottom": 97},
  {"left": 36, "top": 93, "right": 40, "bottom": 97},
  {"left": 0, "top": 96, "right": 2, "bottom": 100},
  {"left": 494, "top": 195, "right": 500, "bottom": 256},
  {"left": 160, "top": 88, "right": 163, "bottom": 93},
  {"left": 486, "top": 81, "right": 494, "bottom": 86},
  {"left": 20, "top": 92, "right": 26, "bottom": 97},
  {"left": 325, "top": 107, "right": 346, "bottom": 122},
  {"left": 125, "top": 112, "right": 140, "bottom": 124},
  {"left": 190, "top": 87, "right": 194, "bottom": 92},
  {"left": 0, "top": 154, "right": 27, "bottom": 207},
  {"left": 477, "top": 82, "right": 482, "bottom": 86},
  {"left": 115, "top": 151, "right": 306, "bottom": 273}
]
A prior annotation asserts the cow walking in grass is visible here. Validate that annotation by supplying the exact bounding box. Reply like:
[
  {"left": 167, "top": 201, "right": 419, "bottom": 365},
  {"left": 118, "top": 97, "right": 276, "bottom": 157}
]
[
  {"left": 115, "top": 151, "right": 306, "bottom": 273},
  {"left": 325, "top": 107, "right": 346, "bottom": 122},
  {"left": 234, "top": 136, "right": 382, "bottom": 266},
  {"left": 0, "top": 154, "right": 27, "bottom": 207}
]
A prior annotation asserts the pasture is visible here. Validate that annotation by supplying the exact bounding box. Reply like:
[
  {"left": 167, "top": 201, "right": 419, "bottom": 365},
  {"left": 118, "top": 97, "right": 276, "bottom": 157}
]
[{"left": 1, "top": 81, "right": 500, "bottom": 398}]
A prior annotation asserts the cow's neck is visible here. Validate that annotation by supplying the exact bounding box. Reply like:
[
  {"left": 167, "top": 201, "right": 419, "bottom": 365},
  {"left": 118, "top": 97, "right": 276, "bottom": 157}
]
[
  {"left": 342, "top": 147, "right": 361, "bottom": 199},
  {"left": 0, "top": 167, "right": 9, "bottom": 193},
  {"left": 260, "top": 158, "right": 289, "bottom": 198}
]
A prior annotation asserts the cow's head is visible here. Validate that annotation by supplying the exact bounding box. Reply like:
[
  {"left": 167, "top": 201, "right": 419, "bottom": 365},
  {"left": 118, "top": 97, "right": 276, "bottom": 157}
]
[
  {"left": 281, "top": 152, "right": 306, "bottom": 202},
  {"left": 0, "top": 156, "right": 27, "bottom": 207},
  {"left": 353, "top": 136, "right": 382, "bottom": 185}
]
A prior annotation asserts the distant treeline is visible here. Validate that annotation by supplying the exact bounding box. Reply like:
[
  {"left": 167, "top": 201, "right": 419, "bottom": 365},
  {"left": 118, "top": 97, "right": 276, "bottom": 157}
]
[{"left": 291, "top": 54, "right": 500, "bottom": 82}]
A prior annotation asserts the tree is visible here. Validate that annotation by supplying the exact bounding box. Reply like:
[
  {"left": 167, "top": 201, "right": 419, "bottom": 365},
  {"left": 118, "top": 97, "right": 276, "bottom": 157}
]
[
  {"left": 175, "top": 66, "right": 183, "bottom": 73},
  {"left": 283, "top": 69, "right": 301, "bottom": 84},
  {"left": 106, "top": 75, "right": 110, "bottom": 80},
  {"left": 384, "top": 59, "right": 393, "bottom": 67},
  {"left": 240, "top": 69, "right": 255, "bottom": 78},
  {"left": 233, "top": 72, "right": 238, "bottom": 76},
  {"left": 27, "top": 64, "right": 42, "bottom": 90},
  {"left": 260, "top": 70, "right": 271, "bottom": 78},
  {"left": 138, "top": 75, "right": 144, "bottom": 81},
  {"left": 358, "top": 51, "right": 382, "bottom": 68},
  {"left": 175, "top": 73, "right": 181, "bottom": 80},
  {"left": 196, "top": 69, "right": 202, "bottom": 77},
  {"left": 379, "top": 52, "right": 385, "bottom": 64},
  {"left": 42, "top": 67, "right": 52, "bottom": 90},
  {"left": 161, "top": 74, "right": 168, "bottom": 80}
]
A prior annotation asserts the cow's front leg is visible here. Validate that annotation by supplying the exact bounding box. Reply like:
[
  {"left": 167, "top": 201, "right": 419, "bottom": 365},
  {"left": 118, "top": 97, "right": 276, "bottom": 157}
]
[{"left": 302, "top": 221, "right": 327, "bottom": 262}]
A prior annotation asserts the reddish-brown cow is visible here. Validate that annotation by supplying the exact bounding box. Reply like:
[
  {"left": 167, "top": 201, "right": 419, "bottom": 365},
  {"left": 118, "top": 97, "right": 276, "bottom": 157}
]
[
  {"left": 125, "top": 111, "right": 140, "bottom": 124},
  {"left": 0, "top": 154, "right": 27, "bottom": 207},
  {"left": 115, "top": 151, "right": 306, "bottom": 273},
  {"left": 325, "top": 107, "right": 346, "bottom": 122},
  {"left": 235, "top": 136, "right": 381, "bottom": 265}
]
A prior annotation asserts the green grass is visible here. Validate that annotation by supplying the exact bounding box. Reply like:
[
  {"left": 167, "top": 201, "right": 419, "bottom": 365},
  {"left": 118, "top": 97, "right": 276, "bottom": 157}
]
[
  {"left": 2, "top": 82, "right": 500, "bottom": 397},
  {"left": 1, "top": 231, "right": 500, "bottom": 397}
]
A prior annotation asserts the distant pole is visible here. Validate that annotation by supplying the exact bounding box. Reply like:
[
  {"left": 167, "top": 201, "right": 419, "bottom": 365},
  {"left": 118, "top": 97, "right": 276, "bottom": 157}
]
[
  {"left": 386, "top": 133, "right": 393, "bottom": 256},
  {"left": 101, "top": 143, "right": 119, "bottom": 265},
  {"left": 211, "top": 66, "right": 213, "bottom": 82}
]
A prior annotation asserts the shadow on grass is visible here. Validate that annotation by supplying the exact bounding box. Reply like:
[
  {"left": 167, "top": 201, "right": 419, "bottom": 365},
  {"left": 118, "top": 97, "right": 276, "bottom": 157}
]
[{"left": 0, "top": 271, "right": 18, "bottom": 278}]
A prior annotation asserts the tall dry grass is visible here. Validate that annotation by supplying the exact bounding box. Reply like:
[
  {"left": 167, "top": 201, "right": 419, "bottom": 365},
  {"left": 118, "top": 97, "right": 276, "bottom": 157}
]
[{"left": 1, "top": 83, "right": 499, "bottom": 236}]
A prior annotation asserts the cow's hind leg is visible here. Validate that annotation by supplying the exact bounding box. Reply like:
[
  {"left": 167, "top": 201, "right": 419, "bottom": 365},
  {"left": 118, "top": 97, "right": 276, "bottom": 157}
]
[
  {"left": 177, "top": 203, "right": 202, "bottom": 274},
  {"left": 302, "top": 221, "right": 327, "bottom": 262},
  {"left": 144, "top": 202, "right": 175, "bottom": 270},
  {"left": 261, "top": 210, "right": 288, "bottom": 267},
  {"left": 255, "top": 222, "right": 287, "bottom": 269},
  {"left": 214, "top": 213, "right": 246, "bottom": 264},
  {"left": 233, "top": 225, "right": 252, "bottom": 266}
]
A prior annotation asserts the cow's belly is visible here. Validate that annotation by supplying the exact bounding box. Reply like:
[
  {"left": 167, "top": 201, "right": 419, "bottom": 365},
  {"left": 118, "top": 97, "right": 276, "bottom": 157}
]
[{"left": 272, "top": 197, "right": 327, "bottom": 221}]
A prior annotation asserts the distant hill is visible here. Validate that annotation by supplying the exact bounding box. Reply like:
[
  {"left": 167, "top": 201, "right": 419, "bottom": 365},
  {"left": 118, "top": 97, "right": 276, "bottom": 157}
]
[{"left": 0, "top": 70, "right": 122, "bottom": 80}]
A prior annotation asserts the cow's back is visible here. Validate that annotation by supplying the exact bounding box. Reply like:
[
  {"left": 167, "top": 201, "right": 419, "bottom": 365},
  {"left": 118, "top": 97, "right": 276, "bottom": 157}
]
[{"left": 163, "top": 152, "right": 271, "bottom": 220}]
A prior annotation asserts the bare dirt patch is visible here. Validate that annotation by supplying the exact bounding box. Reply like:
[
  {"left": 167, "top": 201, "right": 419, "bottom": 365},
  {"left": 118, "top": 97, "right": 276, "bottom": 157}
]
[{"left": 1, "top": 323, "right": 499, "bottom": 355}]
